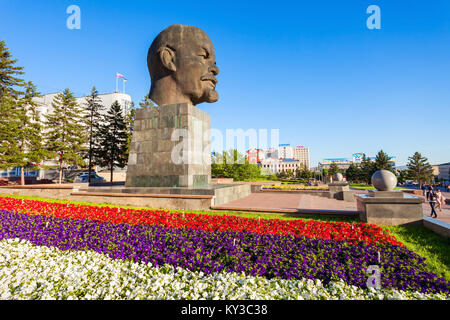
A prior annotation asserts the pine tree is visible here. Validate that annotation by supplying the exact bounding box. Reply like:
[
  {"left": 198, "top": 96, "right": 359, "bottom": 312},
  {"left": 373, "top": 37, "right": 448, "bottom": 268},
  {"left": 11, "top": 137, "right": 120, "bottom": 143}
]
[
  {"left": 329, "top": 162, "right": 340, "bottom": 177},
  {"left": 0, "top": 94, "right": 21, "bottom": 170},
  {"left": 346, "top": 163, "right": 362, "bottom": 183},
  {"left": 0, "top": 40, "right": 25, "bottom": 98},
  {"left": 15, "top": 82, "right": 49, "bottom": 184},
  {"left": 97, "top": 101, "right": 128, "bottom": 182},
  {"left": 44, "top": 89, "right": 87, "bottom": 184},
  {"left": 84, "top": 86, "right": 105, "bottom": 182},
  {"left": 375, "top": 149, "right": 393, "bottom": 171},
  {"left": 407, "top": 152, "right": 433, "bottom": 188},
  {"left": 0, "top": 40, "right": 26, "bottom": 174},
  {"left": 124, "top": 102, "right": 136, "bottom": 162},
  {"left": 139, "top": 94, "right": 157, "bottom": 108},
  {"left": 360, "top": 154, "right": 377, "bottom": 184}
]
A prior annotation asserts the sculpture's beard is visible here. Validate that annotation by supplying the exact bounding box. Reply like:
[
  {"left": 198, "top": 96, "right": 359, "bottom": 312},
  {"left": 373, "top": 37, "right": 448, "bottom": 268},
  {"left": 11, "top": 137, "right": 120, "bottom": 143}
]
[
  {"left": 202, "top": 87, "right": 218, "bottom": 103},
  {"left": 188, "top": 81, "right": 218, "bottom": 105}
]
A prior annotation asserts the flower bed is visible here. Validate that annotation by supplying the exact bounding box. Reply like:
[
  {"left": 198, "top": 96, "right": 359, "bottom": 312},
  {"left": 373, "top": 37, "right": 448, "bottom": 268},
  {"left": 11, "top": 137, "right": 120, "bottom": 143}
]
[
  {"left": 0, "top": 197, "right": 401, "bottom": 246},
  {"left": 262, "top": 185, "right": 328, "bottom": 191},
  {"left": 1, "top": 196, "right": 448, "bottom": 299},
  {"left": 1, "top": 238, "right": 447, "bottom": 300},
  {"left": 0, "top": 210, "right": 449, "bottom": 295}
]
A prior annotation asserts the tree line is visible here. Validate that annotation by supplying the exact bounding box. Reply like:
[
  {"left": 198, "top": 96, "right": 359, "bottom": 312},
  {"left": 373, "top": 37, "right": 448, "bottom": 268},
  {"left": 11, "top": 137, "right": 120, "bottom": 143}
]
[
  {"left": 324, "top": 149, "right": 434, "bottom": 187},
  {"left": 0, "top": 40, "right": 134, "bottom": 184}
]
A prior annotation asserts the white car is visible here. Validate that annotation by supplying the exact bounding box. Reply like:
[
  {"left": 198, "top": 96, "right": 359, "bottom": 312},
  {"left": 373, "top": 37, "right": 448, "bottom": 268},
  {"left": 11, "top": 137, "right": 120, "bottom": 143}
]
[{"left": 74, "top": 172, "right": 106, "bottom": 183}]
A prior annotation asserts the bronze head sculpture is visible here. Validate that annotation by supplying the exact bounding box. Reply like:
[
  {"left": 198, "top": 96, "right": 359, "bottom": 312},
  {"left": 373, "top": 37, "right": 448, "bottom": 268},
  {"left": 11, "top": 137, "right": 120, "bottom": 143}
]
[{"left": 147, "top": 24, "right": 220, "bottom": 106}]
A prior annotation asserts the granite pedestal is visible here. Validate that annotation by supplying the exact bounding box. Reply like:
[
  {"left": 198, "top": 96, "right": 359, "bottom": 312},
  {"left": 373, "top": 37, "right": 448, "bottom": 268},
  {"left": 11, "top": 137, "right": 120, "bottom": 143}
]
[
  {"left": 328, "top": 182, "right": 354, "bottom": 202},
  {"left": 126, "top": 103, "right": 211, "bottom": 188},
  {"left": 356, "top": 191, "right": 424, "bottom": 226}
]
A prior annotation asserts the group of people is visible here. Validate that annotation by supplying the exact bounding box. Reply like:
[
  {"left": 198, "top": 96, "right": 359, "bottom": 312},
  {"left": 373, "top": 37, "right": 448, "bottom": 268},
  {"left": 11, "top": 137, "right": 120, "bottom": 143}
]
[{"left": 422, "top": 185, "right": 447, "bottom": 218}]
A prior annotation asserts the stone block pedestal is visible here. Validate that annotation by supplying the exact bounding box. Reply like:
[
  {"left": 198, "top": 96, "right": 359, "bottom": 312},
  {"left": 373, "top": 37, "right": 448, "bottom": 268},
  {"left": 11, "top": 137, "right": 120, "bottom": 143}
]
[
  {"left": 356, "top": 192, "right": 424, "bottom": 226},
  {"left": 329, "top": 182, "right": 354, "bottom": 201},
  {"left": 126, "top": 103, "right": 211, "bottom": 188}
]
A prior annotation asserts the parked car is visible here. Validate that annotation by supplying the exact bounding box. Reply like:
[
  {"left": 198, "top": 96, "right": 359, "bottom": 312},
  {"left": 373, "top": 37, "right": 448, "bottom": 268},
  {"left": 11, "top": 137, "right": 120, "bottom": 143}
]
[{"left": 73, "top": 172, "right": 106, "bottom": 183}]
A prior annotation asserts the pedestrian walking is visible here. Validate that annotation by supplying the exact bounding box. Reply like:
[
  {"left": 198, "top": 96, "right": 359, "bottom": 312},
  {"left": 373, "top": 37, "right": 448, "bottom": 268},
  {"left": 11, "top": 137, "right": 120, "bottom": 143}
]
[
  {"left": 436, "top": 189, "right": 446, "bottom": 212},
  {"left": 421, "top": 184, "right": 427, "bottom": 196},
  {"left": 427, "top": 186, "right": 438, "bottom": 218}
]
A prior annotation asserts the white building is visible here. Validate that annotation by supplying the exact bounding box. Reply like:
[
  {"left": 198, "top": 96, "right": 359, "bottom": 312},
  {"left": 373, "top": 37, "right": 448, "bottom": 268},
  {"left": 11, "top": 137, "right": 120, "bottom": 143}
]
[
  {"left": 0, "top": 91, "right": 133, "bottom": 181},
  {"left": 260, "top": 158, "right": 301, "bottom": 175},
  {"left": 33, "top": 92, "right": 132, "bottom": 123},
  {"left": 278, "top": 144, "right": 294, "bottom": 159}
]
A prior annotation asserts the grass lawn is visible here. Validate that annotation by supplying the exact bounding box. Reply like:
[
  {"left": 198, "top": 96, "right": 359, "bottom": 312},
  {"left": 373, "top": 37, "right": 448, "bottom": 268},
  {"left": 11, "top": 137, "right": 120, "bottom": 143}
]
[
  {"left": 1, "top": 193, "right": 449, "bottom": 282},
  {"left": 350, "top": 184, "right": 409, "bottom": 191}
]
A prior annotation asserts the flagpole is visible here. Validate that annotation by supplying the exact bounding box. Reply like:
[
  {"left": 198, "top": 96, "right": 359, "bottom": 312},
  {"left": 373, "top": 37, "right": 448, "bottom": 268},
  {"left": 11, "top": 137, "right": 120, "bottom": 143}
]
[{"left": 115, "top": 73, "right": 118, "bottom": 93}]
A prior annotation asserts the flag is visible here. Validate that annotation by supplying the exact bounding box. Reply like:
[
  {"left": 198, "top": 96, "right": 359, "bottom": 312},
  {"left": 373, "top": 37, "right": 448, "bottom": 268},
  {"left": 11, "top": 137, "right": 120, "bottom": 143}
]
[{"left": 116, "top": 73, "right": 126, "bottom": 80}]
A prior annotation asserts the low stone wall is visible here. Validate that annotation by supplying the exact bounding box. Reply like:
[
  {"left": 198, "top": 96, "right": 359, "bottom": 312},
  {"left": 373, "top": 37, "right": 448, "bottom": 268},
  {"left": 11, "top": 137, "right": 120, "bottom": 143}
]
[
  {"left": 71, "top": 192, "right": 213, "bottom": 211},
  {"left": 260, "top": 189, "right": 330, "bottom": 198},
  {"left": 213, "top": 184, "right": 251, "bottom": 205},
  {"left": 423, "top": 217, "right": 450, "bottom": 238},
  {"left": 211, "top": 178, "right": 234, "bottom": 184},
  {"left": 0, "top": 183, "right": 251, "bottom": 211},
  {"left": 0, "top": 185, "right": 76, "bottom": 199}
]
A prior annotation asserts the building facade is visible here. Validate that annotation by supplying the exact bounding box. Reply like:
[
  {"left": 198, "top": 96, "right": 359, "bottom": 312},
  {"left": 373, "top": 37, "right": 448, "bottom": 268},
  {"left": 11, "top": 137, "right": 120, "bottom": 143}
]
[
  {"left": 437, "top": 162, "right": 450, "bottom": 181},
  {"left": 0, "top": 91, "right": 133, "bottom": 180},
  {"left": 293, "top": 146, "right": 310, "bottom": 169},
  {"left": 246, "top": 148, "right": 265, "bottom": 164},
  {"left": 260, "top": 158, "right": 301, "bottom": 175},
  {"left": 278, "top": 144, "right": 294, "bottom": 159},
  {"left": 319, "top": 153, "right": 397, "bottom": 170},
  {"left": 33, "top": 91, "right": 132, "bottom": 123}
]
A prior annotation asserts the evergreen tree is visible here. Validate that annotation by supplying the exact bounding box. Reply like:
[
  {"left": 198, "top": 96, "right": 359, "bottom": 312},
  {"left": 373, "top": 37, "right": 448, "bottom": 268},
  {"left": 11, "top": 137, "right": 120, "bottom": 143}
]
[
  {"left": 360, "top": 154, "right": 377, "bottom": 184},
  {"left": 97, "top": 101, "right": 128, "bottom": 182},
  {"left": 375, "top": 149, "right": 393, "bottom": 171},
  {"left": 84, "top": 86, "right": 105, "bottom": 182},
  {"left": 0, "top": 40, "right": 25, "bottom": 98},
  {"left": 139, "top": 94, "right": 157, "bottom": 108},
  {"left": 406, "top": 152, "right": 433, "bottom": 188},
  {"left": 397, "top": 169, "right": 410, "bottom": 184},
  {"left": 44, "top": 89, "right": 87, "bottom": 184},
  {"left": 0, "top": 94, "right": 21, "bottom": 170},
  {"left": 321, "top": 168, "right": 329, "bottom": 182},
  {"left": 0, "top": 40, "right": 26, "bottom": 174},
  {"left": 15, "top": 82, "right": 49, "bottom": 184},
  {"left": 346, "top": 163, "right": 361, "bottom": 183},
  {"left": 329, "top": 162, "right": 340, "bottom": 177},
  {"left": 124, "top": 102, "right": 136, "bottom": 162}
]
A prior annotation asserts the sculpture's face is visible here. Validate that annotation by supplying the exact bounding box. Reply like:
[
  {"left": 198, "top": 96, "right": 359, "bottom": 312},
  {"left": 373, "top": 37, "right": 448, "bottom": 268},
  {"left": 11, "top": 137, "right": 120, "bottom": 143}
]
[{"left": 173, "top": 30, "right": 219, "bottom": 105}]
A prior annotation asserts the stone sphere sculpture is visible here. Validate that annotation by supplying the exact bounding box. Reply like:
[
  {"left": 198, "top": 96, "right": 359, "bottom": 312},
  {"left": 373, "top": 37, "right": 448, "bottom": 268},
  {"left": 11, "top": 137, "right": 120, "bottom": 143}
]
[
  {"left": 333, "top": 173, "right": 343, "bottom": 182},
  {"left": 371, "top": 170, "right": 397, "bottom": 191}
]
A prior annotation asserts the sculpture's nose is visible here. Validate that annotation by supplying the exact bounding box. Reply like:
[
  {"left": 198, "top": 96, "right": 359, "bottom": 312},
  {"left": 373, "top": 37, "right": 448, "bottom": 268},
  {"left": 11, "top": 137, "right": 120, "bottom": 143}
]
[{"left": 210, "top": 63, "right": 219, "bottom": 76}]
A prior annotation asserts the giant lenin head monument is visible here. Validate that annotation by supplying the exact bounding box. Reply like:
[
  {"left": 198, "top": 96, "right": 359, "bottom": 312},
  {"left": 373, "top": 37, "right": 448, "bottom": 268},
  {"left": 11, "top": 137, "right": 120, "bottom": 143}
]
[{"left": 126, "top": 25, "right": 219, "bottom": 188}]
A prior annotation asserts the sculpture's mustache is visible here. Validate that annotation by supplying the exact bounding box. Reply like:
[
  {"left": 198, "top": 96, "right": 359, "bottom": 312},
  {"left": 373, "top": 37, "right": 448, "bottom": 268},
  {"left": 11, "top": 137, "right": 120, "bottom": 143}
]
[{"left": 201, "top": 75, "right": 218, "bottom": 87}]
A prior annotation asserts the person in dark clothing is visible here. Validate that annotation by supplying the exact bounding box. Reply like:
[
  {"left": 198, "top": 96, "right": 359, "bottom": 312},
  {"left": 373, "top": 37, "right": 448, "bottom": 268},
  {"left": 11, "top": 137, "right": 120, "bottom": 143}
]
[
  {"left": 421, "top": 184, "right": 427, "bottom": 196},
  {"left": 427, "top": 186, "right": 438, "bottom": 218}
]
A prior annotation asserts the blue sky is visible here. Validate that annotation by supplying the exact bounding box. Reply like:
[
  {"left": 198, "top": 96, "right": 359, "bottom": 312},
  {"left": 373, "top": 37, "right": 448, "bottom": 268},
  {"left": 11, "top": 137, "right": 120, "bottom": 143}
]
[{"left": 1, "top": 0, "right": 449, "bottom": 167}]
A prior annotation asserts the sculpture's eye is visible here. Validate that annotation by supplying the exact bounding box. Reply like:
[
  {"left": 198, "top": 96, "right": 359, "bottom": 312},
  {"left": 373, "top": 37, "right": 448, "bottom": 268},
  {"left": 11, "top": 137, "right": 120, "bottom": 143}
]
[{"left": 199, "top": 49, "right": 209, "bottom": 59}]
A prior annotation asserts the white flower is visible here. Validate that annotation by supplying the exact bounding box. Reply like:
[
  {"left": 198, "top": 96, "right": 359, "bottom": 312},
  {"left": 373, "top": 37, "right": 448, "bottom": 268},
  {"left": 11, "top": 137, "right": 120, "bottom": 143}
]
[{"left": 0, "top": 239, "right": 448, "bottom": 300}]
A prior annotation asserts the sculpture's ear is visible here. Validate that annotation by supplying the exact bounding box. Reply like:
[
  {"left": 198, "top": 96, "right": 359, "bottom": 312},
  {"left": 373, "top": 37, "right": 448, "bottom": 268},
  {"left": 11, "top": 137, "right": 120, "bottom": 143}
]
[{"left": 159, "top": 46, "right": 176, "bottom": 72}]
